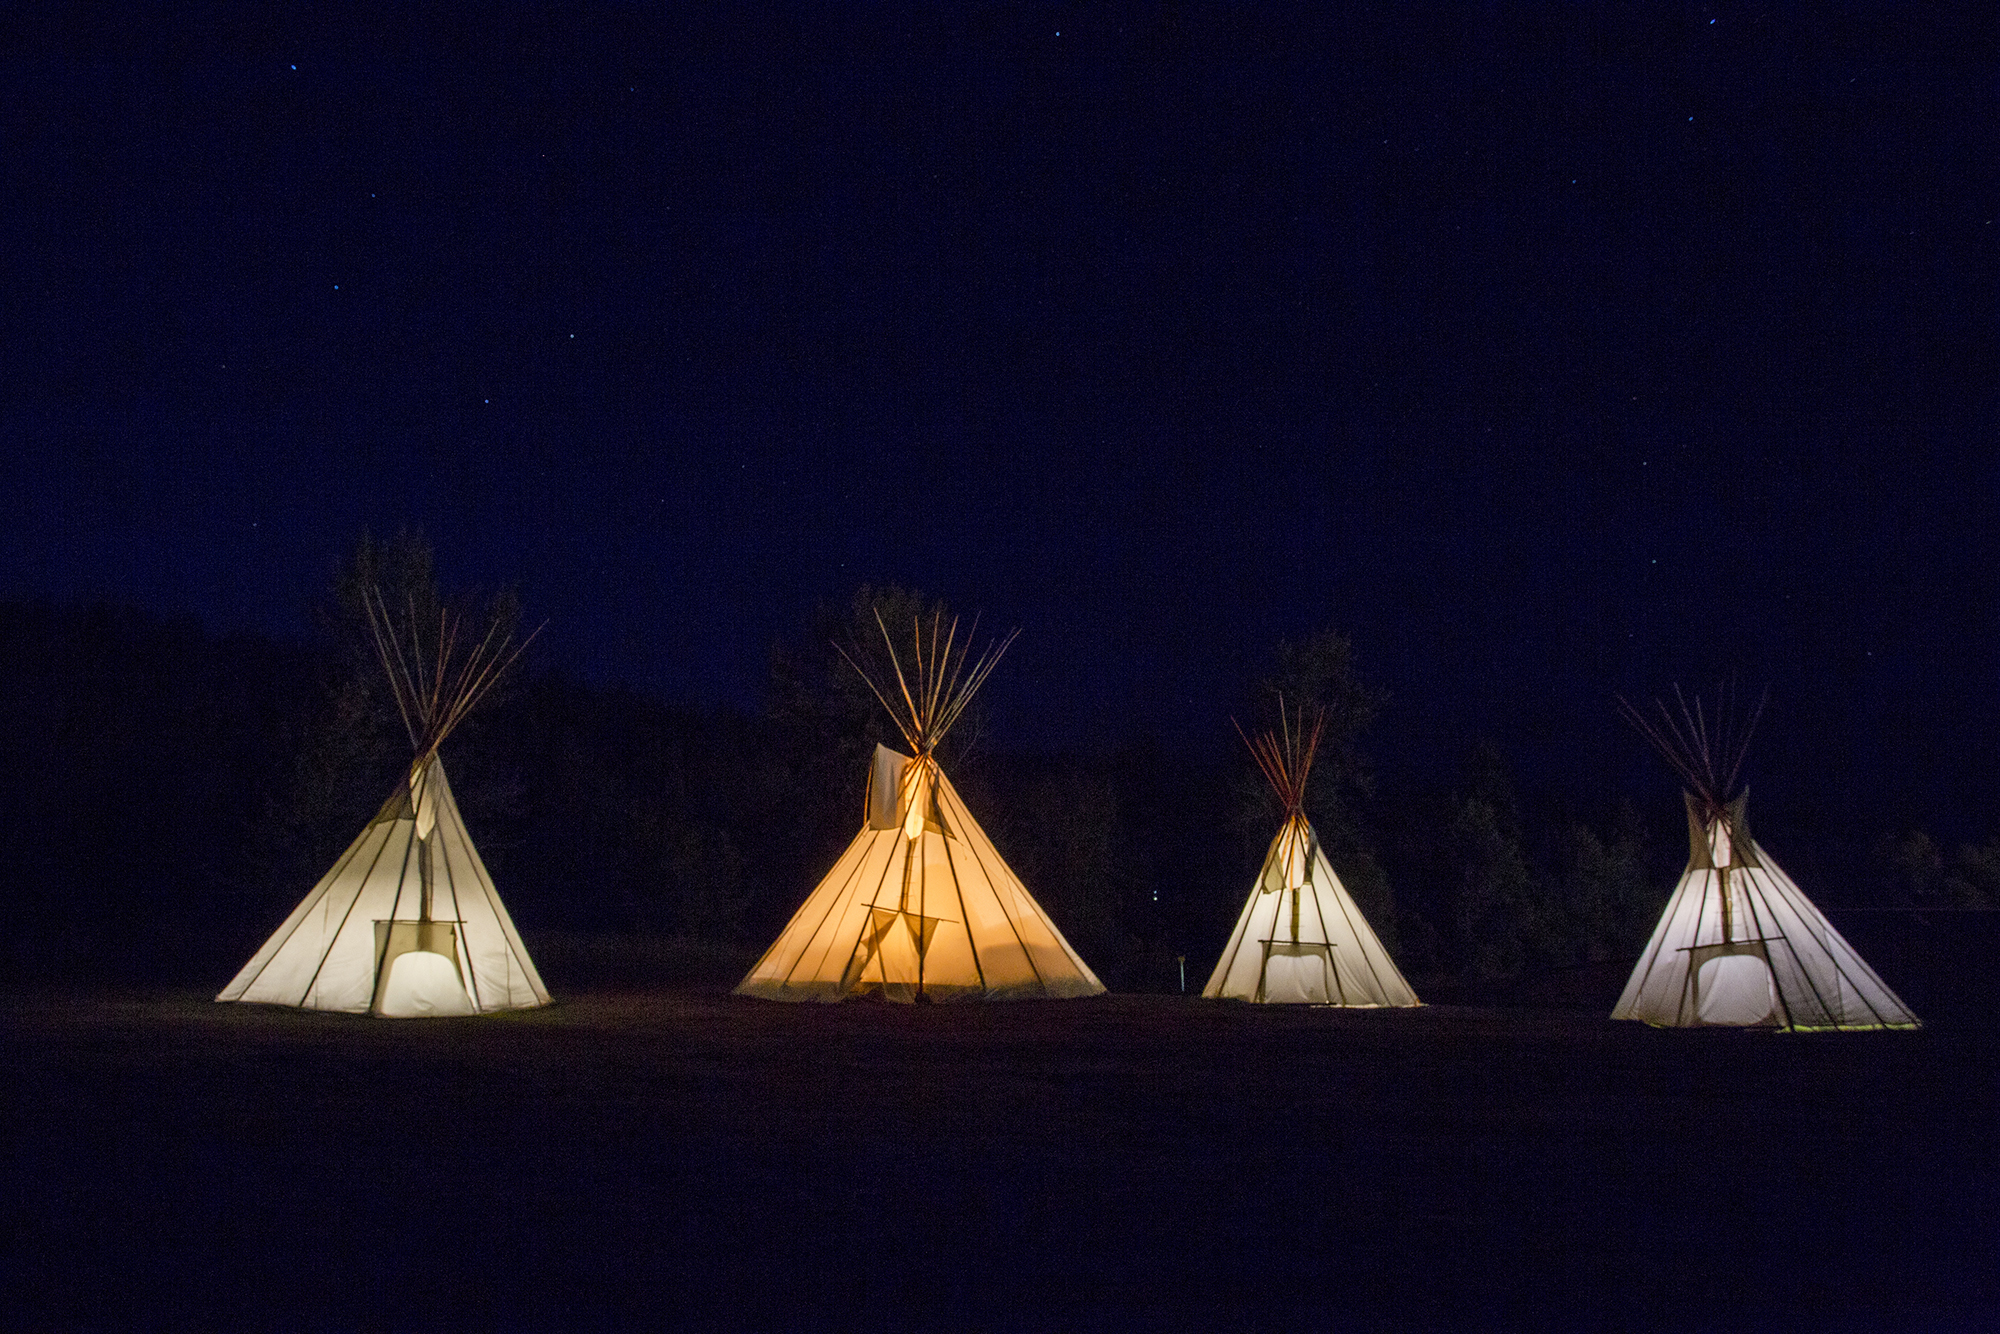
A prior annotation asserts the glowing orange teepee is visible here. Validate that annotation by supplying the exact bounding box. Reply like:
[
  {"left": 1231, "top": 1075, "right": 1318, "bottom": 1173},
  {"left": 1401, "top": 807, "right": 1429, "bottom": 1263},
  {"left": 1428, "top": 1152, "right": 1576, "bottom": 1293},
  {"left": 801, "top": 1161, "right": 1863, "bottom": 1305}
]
[{"left": 738, "top": 611, "right": 1104, "bottom": 1003}]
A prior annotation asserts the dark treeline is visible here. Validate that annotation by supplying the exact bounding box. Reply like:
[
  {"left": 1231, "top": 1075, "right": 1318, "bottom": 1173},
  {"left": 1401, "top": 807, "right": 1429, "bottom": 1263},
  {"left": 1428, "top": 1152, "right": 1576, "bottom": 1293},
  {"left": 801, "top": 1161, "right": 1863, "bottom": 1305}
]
[{"left": 3, "top": 546, "right": 1994, "bottom": 994}]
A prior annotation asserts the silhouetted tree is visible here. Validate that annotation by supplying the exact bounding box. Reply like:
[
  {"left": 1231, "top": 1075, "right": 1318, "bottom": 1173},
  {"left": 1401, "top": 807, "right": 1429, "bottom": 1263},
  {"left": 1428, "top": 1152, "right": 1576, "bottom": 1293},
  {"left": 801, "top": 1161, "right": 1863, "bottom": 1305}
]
[
  {"left": 1544, "top": 800, "right": 1658, "bottom": 966},
  {"left": 1000, "top": 762, "right": 1135, "bottom": 976},
  {"left": 1869, "top": 830, "right": 1999, "bottom": 910},
  {"left": 503, "top": 677, "right": 756, "bottom": 942},
  {"left": 0, "top": 601, "right": 304, "bottom": 981},
  {"left": 1946, "top": 839, "right": 2000, "bottom": 909},
  {"left": 1444, "top": 793, "right": 1537, "bottom": 982}
]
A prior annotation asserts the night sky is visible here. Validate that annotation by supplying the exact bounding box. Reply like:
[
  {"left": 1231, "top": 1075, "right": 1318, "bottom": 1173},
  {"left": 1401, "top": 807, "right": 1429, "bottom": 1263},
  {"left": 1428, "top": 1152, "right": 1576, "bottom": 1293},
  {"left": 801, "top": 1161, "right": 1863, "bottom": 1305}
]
[{"left": 3, "top": 5, "right": 1992, "bottom": 834}]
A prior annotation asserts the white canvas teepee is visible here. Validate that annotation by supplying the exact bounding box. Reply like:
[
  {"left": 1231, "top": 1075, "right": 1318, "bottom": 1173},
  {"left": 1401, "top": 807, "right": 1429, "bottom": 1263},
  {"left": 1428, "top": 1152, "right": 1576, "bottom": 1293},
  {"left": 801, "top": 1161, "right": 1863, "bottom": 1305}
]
[
  {"left": 738, "top": 614, "right": 1104, "bottom": 1003},
  {"left": 1204, "top": 708, "right": 1419, "bottom": 1006},
  {"left": 220, "top": 590, "right": 549, "bottom": 1017},
  {"left": 1613, "top": 691, "right": 1919, "bottom": 1031}
]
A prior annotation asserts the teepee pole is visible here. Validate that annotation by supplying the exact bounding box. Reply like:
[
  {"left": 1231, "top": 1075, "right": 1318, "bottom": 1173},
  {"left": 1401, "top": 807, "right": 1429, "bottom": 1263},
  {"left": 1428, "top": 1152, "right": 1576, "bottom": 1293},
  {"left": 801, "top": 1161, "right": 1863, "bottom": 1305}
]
[
  {"left": 1717, "top": 861, "right": 1733, "bottom": 944},
  {"left": 878, "top": 611, "right": 925, "bottom": 748}
]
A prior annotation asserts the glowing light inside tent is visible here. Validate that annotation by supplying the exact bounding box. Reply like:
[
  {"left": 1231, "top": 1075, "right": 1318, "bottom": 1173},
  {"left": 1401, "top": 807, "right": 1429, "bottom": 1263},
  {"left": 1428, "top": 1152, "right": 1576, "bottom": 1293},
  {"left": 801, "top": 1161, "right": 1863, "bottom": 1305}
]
[
  {"left": 1281, "top": 823, "right": 1309, "bottom": 889},
  {"left": 1709, "top": 815, "right": 1734, "bottom": 867},
  {"left": 376, "top": 949, "right": 474, "bottom": 1018},
  {"left": 412, "top": 761, "right": 438, "bottom": 837},
  {"left": 1261, "top": 946, "right": 1335, "bottom": 1004},
  {"left": 903, "top": 766, "right": 928, "bottom": 840},
  {"left": 1697, "top": 954, "right": 1775, "bottom": 1026}
]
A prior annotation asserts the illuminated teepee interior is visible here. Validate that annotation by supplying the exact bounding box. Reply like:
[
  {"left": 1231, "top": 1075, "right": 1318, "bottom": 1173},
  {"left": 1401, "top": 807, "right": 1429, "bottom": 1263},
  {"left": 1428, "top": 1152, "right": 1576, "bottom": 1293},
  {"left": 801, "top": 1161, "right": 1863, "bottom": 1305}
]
[
  {"left": 1203, "top": 703, "right": 1419, "bottom": 1006},
  {"left": 737, "top": 611, "right": 1104, "bottom": 1003},
  {"left": 219, "top": 590, "right": 548, "bottom": 1017},
  {"left": 1613, "top": 688, "right": 1919, "bottom": 1031}
]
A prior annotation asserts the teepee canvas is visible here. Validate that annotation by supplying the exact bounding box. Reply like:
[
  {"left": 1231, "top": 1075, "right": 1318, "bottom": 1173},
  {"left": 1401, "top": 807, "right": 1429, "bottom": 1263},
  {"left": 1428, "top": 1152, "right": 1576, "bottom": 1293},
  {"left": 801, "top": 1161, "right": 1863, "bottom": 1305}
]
[
  {"left": 1613, "top": 691, "right": 1919, "bottom": 1031},
  {"left": 1204, "top": 707, "right": 1419, "bottom": 1006},
  {"left": 220, "top": 591, "right": 548, "bottom": 1017},
  {"left": 738, "top": 614, "right": 1104, "bottom": 1003}
]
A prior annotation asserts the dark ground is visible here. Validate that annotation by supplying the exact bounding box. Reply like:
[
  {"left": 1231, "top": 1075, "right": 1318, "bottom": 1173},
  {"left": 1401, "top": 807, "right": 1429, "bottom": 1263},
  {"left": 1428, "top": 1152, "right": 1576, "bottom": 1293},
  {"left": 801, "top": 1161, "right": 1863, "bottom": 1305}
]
[{"left": 4, "top": 979, "right": 1993, "bottom": 1332}]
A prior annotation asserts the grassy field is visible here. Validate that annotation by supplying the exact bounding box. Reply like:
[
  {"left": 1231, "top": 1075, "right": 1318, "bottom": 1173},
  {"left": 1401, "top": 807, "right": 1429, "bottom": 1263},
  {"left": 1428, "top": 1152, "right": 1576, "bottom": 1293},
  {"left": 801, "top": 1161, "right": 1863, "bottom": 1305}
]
[{"left": 4, "top": 987, "right": 1992, "bottom": 1331}]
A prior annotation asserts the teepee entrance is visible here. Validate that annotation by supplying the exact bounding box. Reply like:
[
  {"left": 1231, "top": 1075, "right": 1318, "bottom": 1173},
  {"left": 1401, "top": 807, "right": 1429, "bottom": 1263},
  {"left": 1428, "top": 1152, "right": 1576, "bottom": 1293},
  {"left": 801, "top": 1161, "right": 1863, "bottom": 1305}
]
[
  {"left": 219, "top": 589, "right": 548, "bottom": 1017},
  {"left": 1613, "top": 690, "right": 1919, "bottom": 1031},
  {"left": 1692, "top": 947, "right": 1775, "bottom": 1026},
  {"left": 1259, "top": 943, "right": 1339, "bottom": 1004},
  {"left": 372, "top": 919, "right": 471, "bottom": 1017},
  {"left": 738, "top": 612, "right": 1104, "bottom": 1003}
]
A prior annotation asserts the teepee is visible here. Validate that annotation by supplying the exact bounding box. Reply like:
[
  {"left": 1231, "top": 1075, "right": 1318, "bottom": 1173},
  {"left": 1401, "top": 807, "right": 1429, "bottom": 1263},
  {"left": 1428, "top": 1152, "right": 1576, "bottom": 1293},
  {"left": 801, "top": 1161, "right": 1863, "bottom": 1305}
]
[
  {"left": 1613, "top": 689, "right": 1919, "bottom": 1031},
  {"left": 1204, "top": 705, "right": 1419, "bottom": 1006},
  {"left": 219, "top": 590, "right": 549, "bottom": 1017},
  {"left": 738, "top": 613, "right": 1104, "bottom": 1003}
]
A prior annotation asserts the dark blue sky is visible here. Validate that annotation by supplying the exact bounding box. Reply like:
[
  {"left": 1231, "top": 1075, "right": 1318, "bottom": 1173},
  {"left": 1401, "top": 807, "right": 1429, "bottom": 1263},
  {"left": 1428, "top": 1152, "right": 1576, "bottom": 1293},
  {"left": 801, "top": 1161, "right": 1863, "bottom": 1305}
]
[{"left": 2, "top": 3, "right": 1992, "bottom": 832}]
